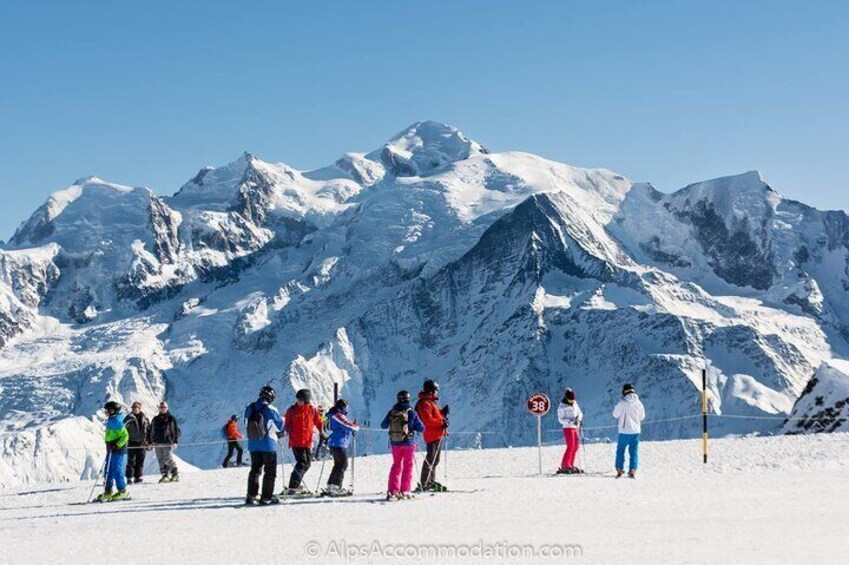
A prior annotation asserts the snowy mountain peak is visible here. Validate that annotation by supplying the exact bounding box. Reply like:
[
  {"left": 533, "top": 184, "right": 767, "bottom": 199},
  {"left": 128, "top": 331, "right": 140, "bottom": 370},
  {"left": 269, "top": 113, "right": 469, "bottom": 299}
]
[
  {"left": 367, "top": 120, "right": 489, "bottom": 177},
  {"left": 9, "top": 178, "right": 139, "bottom": 247}
]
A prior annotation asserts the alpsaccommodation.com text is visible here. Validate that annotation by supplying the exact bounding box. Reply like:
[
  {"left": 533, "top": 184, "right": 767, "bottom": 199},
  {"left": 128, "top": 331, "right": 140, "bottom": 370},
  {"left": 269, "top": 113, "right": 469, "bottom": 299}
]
[{"left": 304, "top": 539, "right": 583, "bottom": 562}]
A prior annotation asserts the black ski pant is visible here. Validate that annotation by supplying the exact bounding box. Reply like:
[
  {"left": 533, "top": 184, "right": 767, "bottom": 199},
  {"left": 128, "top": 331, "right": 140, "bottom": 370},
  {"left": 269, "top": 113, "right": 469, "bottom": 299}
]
[
  {"left": 327, "top": 446, "right": 348, "bottom": 487},
  {"left": 420, "top": 439, "right": 442, "bottom": 487},
  {"left": 125, "top": 442, "right": 145, "bottom": 481},
  {"left": 223, "top": 440, "right": 243, "bottom": 467},
  {"left": 288, "top": 447, "right": 312, "bottom": 489},
  {"left": 247, "top": 451, "right": 277, "bottom": 499}
]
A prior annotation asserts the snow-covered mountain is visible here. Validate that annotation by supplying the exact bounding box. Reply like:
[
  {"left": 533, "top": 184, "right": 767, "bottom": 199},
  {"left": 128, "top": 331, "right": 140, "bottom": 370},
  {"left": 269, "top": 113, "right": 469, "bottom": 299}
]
[{"left": 1, "top": 121, "right": 847, "bottom": 488}]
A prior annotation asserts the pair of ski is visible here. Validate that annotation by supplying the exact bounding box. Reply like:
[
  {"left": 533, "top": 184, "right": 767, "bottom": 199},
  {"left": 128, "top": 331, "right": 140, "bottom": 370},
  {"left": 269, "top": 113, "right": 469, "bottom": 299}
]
[{"left": 244, "top": 489, "right": 354, "bottom": 505}]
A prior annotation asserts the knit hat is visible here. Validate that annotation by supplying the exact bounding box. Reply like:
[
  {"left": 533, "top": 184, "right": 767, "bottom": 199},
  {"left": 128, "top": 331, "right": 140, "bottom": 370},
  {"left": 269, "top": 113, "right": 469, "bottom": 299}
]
[
  {"left": 622, "top": 383, "right": 635, "bottom": 396},
  {"left": 564, "top": 388, "right": 576, "bottom": 402}
]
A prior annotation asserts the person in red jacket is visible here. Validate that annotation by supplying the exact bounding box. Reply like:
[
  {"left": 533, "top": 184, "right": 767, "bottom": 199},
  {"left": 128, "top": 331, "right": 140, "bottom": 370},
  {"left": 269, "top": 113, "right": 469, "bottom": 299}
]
[
  {"left": 415, "top": 379, "right": 450, "bottom": 492},
  {"left": 222, "top": 414, "right": 244, "bottom": 468},
  {"left": 283, "top": 389, "right": 324, "bottom": 494}
]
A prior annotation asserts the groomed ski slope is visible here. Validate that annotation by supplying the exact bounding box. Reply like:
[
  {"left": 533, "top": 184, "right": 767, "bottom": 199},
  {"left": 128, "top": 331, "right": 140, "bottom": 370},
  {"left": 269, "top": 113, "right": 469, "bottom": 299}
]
[{"left": 1, "top": 434, "right": 847, "bottom": 565}]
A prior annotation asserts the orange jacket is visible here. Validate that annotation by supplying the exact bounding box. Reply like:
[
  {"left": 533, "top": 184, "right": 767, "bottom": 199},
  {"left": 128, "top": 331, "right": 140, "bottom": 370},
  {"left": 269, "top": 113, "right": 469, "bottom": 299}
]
[
  {"left": 225, "top": 420, "right": 243, "bottom": 440},
  {"left": 415, "top": 392, "right": 446, "bottom": 444},
  {"left": 284, "top": 403, "right": 324, "bottom": 449}
]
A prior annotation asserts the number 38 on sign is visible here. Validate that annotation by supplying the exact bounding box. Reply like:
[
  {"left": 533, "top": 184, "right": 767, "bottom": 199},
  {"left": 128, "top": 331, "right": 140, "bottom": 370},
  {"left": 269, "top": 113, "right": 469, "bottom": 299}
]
[{"left": 527, "top": 393, "right": 550, "bottom": 416}]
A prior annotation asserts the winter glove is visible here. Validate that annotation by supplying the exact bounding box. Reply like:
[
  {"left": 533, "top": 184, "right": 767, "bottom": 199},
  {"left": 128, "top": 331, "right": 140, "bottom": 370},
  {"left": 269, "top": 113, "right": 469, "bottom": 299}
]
[
  {"left": 442, "top": 417, "right": 450, "bottom": 429},
  {"left": 109, "top": 443, "right": 123, "bottom": 453},
  {"left": 276, "top": 431, "right": 285, "bottom": 439},
  {"left": 440, "top": 405, "right": 450, "bottom": 417}
]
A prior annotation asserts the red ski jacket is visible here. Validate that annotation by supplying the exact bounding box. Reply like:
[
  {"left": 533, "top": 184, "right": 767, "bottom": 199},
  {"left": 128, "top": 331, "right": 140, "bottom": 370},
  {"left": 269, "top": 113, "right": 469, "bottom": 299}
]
[
  {"left": 284, "top": 403, "right": 324, "bottom": 449},
  {"left": 224, "top": 420, "right": 243, "bottom": 440},
  {"left": 415, "top": 392, "right": 446, "bottom": 444}
]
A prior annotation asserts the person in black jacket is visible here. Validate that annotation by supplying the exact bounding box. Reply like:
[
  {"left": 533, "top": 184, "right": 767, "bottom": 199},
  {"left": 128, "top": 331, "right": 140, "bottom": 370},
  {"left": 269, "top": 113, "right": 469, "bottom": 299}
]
[
  {"left": 148, "top": 401, "right": 181, "bottom": 483},
  {"left": 123, "top": 401, "right": 150, "bottom": 483}
]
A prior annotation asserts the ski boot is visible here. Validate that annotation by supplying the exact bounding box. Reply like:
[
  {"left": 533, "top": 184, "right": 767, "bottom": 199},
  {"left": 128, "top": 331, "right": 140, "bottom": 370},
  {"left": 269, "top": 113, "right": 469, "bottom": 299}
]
[
  {"left": 245, "top": 495, "right": 260, "bottom": 506},
  {"left": 400, "top": 492, "right": 415, "bottom": 500},
  {"left": 169, "top": 473, "right": 180, "bottom": 483},
  {"left": 109, "top": 490, "right": 130, "bottom": 502},
  {"left": 159, "top": 474, "right": 171, "bottom": 483},
  {"left": 385, "top": 491, "right": 401, "bottom": 501},
  {"left": 628, "top": 470, "right": 637, "bottom": 479},
  {"left": 284, "top": 485, "right": 312, "bottom": 498},
  {"left": 259, "top": 495, "right": 280, "bottom": 505},
  {"left": 615, "top": 469, "right": 625, "bottom": 479},
  {"left": 94, "top": 489, "right": 113, "bottom": 503}
]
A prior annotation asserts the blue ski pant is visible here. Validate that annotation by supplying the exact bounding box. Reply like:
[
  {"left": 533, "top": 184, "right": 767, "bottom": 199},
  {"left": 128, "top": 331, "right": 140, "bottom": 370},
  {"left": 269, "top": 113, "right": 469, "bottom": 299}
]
[
  {"left": 615, "top": 433, "right": 640, "bottom": 471},
  {"left": 105, "top": 451, "right": 128, "bottom": 491}
]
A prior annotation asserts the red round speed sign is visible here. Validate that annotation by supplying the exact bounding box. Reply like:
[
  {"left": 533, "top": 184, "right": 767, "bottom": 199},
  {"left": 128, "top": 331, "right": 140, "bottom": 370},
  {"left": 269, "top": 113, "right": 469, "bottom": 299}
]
[{"left": 527, "top": 393, "right": 550, "bottom": 416}]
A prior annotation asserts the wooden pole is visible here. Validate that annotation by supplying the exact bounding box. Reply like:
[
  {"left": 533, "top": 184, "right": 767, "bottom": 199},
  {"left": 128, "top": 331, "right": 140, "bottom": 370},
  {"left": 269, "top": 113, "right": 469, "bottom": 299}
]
[
  {"left": 702, "top": 367, "right": 708, "bottom": 464},
  {"left": 333, "top": 383, "right": 339, "bottom": 403}
]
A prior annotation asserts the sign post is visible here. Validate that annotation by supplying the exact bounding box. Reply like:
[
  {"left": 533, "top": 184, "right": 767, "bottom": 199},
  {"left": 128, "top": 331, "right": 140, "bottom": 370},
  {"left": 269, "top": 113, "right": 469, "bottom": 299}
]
[{"left": 527, "top": 393, "right": 551, "bottom": 475}]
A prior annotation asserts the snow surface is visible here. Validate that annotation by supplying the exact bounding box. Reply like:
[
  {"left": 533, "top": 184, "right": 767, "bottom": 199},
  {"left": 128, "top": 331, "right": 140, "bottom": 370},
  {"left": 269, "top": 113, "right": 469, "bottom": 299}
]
[{"left": 1, "top": 434, "right": 848, "bottom": 564}]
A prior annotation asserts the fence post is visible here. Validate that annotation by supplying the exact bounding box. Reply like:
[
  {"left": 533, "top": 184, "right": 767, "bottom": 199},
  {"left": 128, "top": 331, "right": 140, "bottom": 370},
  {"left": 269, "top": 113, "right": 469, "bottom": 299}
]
[{"left": 702, "top": 366, "right": 708, "bottom": 464}]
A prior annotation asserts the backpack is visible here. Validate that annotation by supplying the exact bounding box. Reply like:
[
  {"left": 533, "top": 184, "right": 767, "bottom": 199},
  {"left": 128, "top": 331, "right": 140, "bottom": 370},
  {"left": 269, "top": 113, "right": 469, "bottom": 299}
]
[
  {"left": 221, "top": 423, "right": 228, "bottom": 439},
  {"left": 246, "top": 405, "right": 267, "bottom": 441},
  {"left": 388, "top": 409, "right": 411, "bottom": 443}
]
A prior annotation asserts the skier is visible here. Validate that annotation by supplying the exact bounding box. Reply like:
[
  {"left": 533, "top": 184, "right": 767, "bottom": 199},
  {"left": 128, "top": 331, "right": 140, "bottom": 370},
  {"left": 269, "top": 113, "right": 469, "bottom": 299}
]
[
  {"left": 222, "top": 414, "right": 245, "bottom": 468},
  {"left": 324, "top": 398, "right": 359, "bottom": 496},
  {"left": 381, "top": 390, "right": 425, "bottom": 500},
  {"left": 415, "top": 379, "right": 449, "bottom": 492},
  {"left": 95, "top": 401, "right": 130, "bottom": 502},
  {"left": 613, "top": 383, "right": 646, "bottom": 478},
  {"left": 244, "top": 385, "right": 284, "bottom": 505},
  {"left": 556, "top": 388, "right": 583, "bottom": 474},
  {"left": 283, "top": 389, "right": 324, "bottom": 495},
  {"left": 148, "top": 401, "right": 181, "bottom": 483},
  {"left": 123, "top": 401, "right": 149, "bottom": 483},
  {"left": 313, "top": 404, "right": 329, "bottom": 459}
]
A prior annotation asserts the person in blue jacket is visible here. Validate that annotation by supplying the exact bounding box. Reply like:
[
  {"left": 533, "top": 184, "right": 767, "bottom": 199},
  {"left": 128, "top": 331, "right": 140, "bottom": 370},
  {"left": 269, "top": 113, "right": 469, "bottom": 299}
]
[
  {"left": 381, "top": 390, "right": 425, "bottom": 500},
  {"left": 324, "top": 398, "right": 359, "bottom": 496},
  {"left": 243, "top": 385, "right": 284, "bottom": 505}
]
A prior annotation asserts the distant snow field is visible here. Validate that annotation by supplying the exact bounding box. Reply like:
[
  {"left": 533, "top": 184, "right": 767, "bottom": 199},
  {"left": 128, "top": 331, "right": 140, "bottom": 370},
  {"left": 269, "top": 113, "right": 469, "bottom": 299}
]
[{"left": 1, "top": 434, "right": 848, "bottom": 564}]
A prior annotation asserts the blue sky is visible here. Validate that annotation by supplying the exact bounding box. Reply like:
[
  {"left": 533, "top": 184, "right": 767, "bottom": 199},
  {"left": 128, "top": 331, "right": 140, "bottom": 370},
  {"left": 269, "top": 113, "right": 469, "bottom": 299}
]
[{"left": 1, "top": 1, "right": 847, "bottom": 239}]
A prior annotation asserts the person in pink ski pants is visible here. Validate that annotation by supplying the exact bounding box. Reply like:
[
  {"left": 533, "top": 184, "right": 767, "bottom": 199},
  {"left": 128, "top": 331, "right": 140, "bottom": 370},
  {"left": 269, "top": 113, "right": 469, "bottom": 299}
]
[
  {"left": 381, "top": 390, "right": 425, "bottom": 500},
  {"left": 557, "top": 388, "right": 583, "bottom": 473}
]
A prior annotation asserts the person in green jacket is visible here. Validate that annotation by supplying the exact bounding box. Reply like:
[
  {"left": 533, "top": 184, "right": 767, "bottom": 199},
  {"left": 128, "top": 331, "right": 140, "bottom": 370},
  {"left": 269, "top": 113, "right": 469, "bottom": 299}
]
[{"left": 95, "top": 401, "right": 131, "bottom": 502}]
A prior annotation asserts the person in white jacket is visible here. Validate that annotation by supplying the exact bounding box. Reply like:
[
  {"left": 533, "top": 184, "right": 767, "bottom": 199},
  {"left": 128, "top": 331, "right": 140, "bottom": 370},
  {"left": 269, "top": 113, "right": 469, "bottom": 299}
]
[
  {"left": 612, "top": 383, "right": 645, "bottom": 478},
  {"left": 556, "top": 388, "right": 583, "bottom": 474}
]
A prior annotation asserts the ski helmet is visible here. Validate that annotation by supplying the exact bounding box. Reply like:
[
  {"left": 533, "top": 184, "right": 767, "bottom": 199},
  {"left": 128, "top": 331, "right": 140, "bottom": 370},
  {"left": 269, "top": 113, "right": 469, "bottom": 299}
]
[
  {"left": 103, "top": 401, "right": 121, "bottom": 416},
  {"left": 564, "top": 388, "right": 576, "bottom": 402},
  {"left": 296, "top": 389, "right": 312, "bottom": 403},
  {"left": 397, "top": 390, "right": 411, "bottom": 403},
  {"left": 259, "top": 385, "right": 276, "bottom": 403},
  {"left": 230, "top": 414, "right": 238, "bottom": 421},
  {"left": 622, "top": 383, "right": 635, "bottom": 396},
  {"left": 423, "top": 379, "right": 439, "bottom": 394}
]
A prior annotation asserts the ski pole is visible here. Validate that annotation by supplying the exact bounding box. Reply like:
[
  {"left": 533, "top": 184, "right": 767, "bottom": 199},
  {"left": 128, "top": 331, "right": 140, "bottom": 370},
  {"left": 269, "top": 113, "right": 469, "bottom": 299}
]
[
  {"left": 579, "top": 424, "right": 587, "bottom": 472},
  {"left": 423, "top": 436, "right": 444, "bottom": 488},
  {"left": 351, "top": 434, "right": 356, "bottom": 493},
  {"left": 315, "top": 454, "right": 327, "bottom": 493},
  {"left": 444, "top": 434, "right": 449, "bottom": 480},
  {"left": 87, "top": 451, "right": 110, "bottom": 503},
  {"left": 279, "top": 440, "right": 285, "bottom": 500}
]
